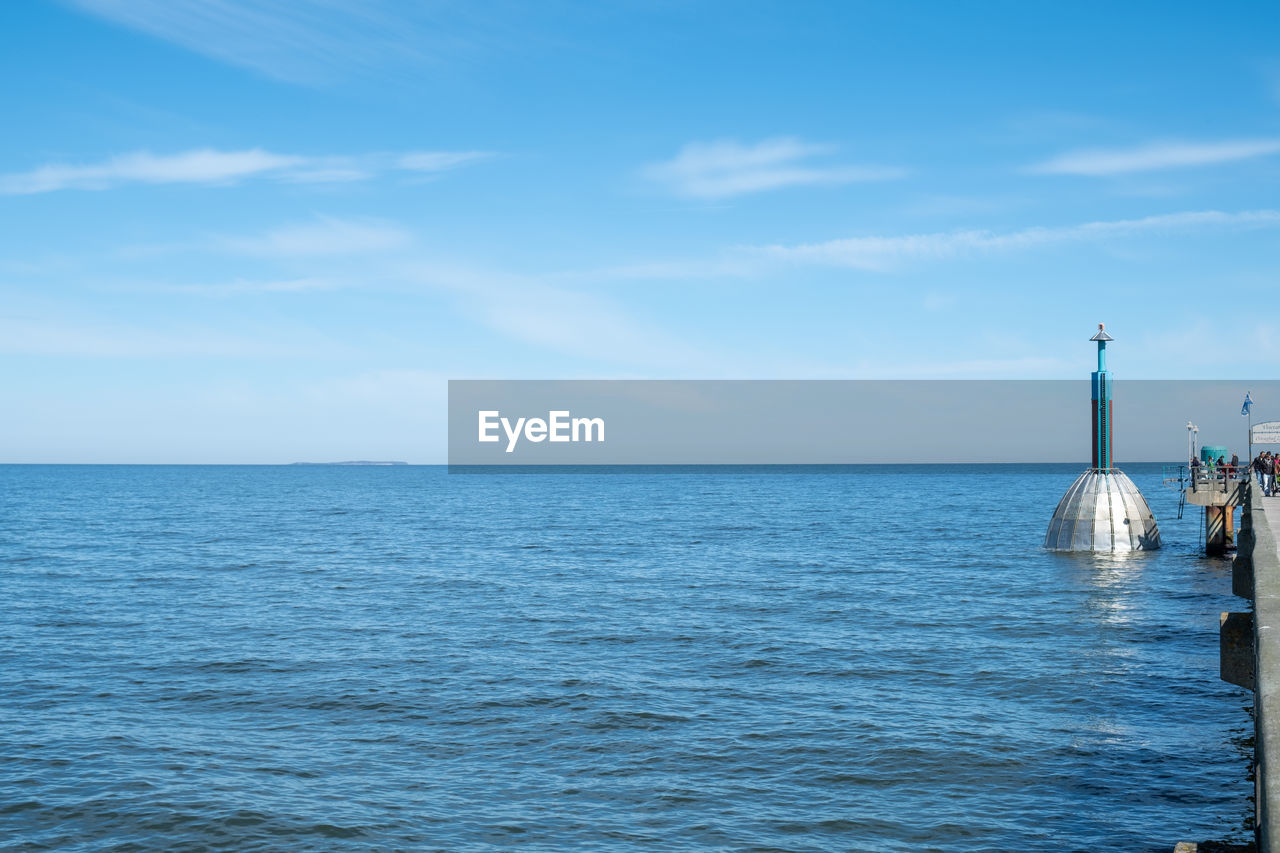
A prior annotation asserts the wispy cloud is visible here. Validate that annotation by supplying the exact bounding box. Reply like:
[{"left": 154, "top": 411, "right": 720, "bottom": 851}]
[
  {"left": 220, "top": 217, "right": 412, "bottom": 257},
  {"left": 752, "top": 209, "right": 1280, "bottom": 270},
  {"left": 396, "top": 151, "right": 489, "bottom": 172},
  {"left": 397, "top": 263, "right": 718, "bottom": 370},
  {"left": 643, "top": 137, "right": 905, "bottom": 199},
  {"left": 63, "top": 0, "right": 529, "bottom": 86},
  {"left": 847, "top": 355, "right": 1073, "bottom": 379},
  {"left": 1028, "top": 138, "right": 1280, "bottom": 176},
  {"left": 0, "top": 149, "right": 299, "bottom": 194},
  {"left": 0, "top": 147, "right": 490, "bottom": 195},
  {"left": 0, "top": 314, "right": 324, "bottom": 358},
  {"left": 134, "top": 277, "right": 340, "bottom": 297},
  {"left": 66, "top": 0, "right": 419, "bottom": 84},
  {"left": 531, "top": 208, "right": 1280, "bottom": 284}
]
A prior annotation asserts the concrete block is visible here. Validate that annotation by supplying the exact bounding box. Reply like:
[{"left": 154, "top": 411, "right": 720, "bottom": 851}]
[
  {"left": 1221, "top": 611, "right": 1256, "bottom": 691},
  {"left": 1185, "top": 481, "right": 1248, "bottom": 507},
  {"left": 1236, "top": 553, "right": 1256, "bottom": 600}
]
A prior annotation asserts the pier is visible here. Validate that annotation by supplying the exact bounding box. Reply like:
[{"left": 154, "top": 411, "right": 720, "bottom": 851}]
[
  {"left": 1185, "top": 468, "right": 1249, "bottom": 555},
  {"left": 1207, "top": 480, "right": 1280, "bottom": 851}
]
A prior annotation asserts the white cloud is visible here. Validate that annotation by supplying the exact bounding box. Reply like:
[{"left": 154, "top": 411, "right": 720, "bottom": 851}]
[
  {"left": 62, "top": 0, "right": 541, "bottom": 87},
  {"left": 0, "top": 149, "right": 300, "bottom": 194},
  {"left": 0, "top": 147, "right": 490, "bottom": 195},
  {"left": 530, "top": 208, "right": 1280, "bottom": 283},
  {"left": 0, "top": 315, "right": 321, "bottom": 358},
  {"left": 221, "top": 217, "right": 412, "bottom": 257},
  {"left": 398, "top": 151, "right": 491, "bottom": 172},
  {"left": 847, "top": 355, "right": 1072, "bottom": 378},
  {"left": 643, "top": 137, "right": 905, "bottom": 199},
  {"left": 751, "top": 209, "right": 1280, "bottom": 270},
  {"left": 399, "top": 263, "right": 718, "bottom": 370},
  {"left": 1028, "top": 138, "right": 1280, "bottom": 176},
  {"left": 66, "top": 0, "right": 428, "bottom": 84},
  {"left": 147, "top": 277, "right": 340, "bottom": 296}
]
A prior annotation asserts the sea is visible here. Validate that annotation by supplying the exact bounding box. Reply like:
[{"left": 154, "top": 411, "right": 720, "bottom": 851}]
[{"left": 0, "top": 463, "right": 1254, "bottom": 852}]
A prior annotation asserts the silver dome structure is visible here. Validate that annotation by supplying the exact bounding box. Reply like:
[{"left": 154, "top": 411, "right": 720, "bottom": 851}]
[
  {"left": 1044, "top": 324, "right": 1161, "bottom": 552},
  {"left": 1044, "top": 468, "right": 1160, "bottom": 551}
]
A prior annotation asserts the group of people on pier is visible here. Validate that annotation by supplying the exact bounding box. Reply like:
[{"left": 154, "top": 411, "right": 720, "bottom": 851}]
[
  {"left": 1254, "top": 451, "right": 1280, "bottom": 497},
  {"left": 1191, "top": 452, "right": 1240, "bottom": 476}
]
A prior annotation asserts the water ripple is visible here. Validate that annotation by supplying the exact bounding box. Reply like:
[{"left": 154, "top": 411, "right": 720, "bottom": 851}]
[{"left": 0, "top": 463, "right": 1253, "bottom": 851}]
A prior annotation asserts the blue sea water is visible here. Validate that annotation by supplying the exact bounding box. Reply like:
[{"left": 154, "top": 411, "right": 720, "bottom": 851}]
[{"left": 0, "top": 463, "right": 1253, "bottom": 852}]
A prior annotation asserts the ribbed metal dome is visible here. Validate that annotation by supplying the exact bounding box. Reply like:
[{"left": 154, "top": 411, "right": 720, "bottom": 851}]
[{"left": 1044, "top": 468, "right": 1161, "bottom": 551}]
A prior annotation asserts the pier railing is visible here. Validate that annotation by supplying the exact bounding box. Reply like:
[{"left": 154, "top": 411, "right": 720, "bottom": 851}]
[{"left": 1163, "top": 463, "right": 1252, "bottom": 494}]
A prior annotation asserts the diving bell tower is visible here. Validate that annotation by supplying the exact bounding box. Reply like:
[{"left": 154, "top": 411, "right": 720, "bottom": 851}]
[
  {"left": 1091, "top": 323, "right": 1113, "bottom": 470},
  {"left": 1044, "top": 324, "right": 1161, "bottom": 551}
]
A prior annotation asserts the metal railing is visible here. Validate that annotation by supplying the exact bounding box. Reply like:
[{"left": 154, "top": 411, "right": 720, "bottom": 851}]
[
  {"left": 1163, "top": 463, "right": 1251, "bottom": 494},
  {"left": 1194, "top": 465, "right": 1249, "bottom": 493}
]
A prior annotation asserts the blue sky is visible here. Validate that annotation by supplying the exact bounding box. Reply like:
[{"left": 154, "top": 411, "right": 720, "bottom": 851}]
[{"left": 2, "top": 1, "right": 1278, "bottom": 462}]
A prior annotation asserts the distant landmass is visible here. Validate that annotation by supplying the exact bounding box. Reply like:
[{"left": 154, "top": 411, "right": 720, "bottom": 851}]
[{"left": 289, "top": 461, "right": 409, "bottom": 466}]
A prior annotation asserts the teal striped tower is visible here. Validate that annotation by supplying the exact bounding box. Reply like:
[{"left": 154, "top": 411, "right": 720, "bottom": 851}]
[
  {"left": 1044, "top": 324, "right": 1161, "bottom": 551},
  {"left": 1091, "top": 324, "right": 1113, "bottom": 470}
]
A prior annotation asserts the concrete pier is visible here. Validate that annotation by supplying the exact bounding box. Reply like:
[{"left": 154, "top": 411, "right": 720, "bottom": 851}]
[
  {"left": 1250, "top": 483, "right": 1280, "bottom": 853},
  {"left": 1186, "top": 471, "right": 1248, "bottom": 555},
  {"left": 1210, "top": 479, "right": 1280, "bottom": 852}
]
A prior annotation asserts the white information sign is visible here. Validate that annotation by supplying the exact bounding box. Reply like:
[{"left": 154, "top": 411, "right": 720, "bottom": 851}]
[{"left": 1252, "top": 421, "right": 1280, "bottom": 444}]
